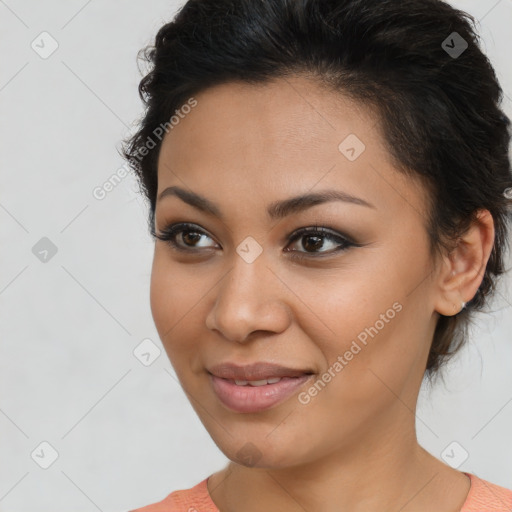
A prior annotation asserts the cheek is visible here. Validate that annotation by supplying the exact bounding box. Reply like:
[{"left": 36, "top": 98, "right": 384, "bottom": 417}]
[
  {"left": 287, "top": 267, "right": 420, "bottom": 407},
  {"left": 149, "top": 253, "right": 202, "bottom": 355},
  {"left": 279, "top": 263, "right": 400, "bottom": 351},
  {"left": 150, "top": 249, "right": 203, "bottom": 322},
  {"left": 308, "top": 300, "right": 424, "bottom": 437},
  {"left": 149, "top": 255, "right": 173, "bottom": 335}
]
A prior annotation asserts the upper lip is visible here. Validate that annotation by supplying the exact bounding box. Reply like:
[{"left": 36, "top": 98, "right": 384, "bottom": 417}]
[{"left": 207, "top": 362, "right": 314, "bottom": 381}]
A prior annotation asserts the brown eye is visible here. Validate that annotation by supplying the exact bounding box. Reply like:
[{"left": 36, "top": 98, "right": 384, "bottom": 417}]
[
  {"left": 154, "top": 222, "right": 358, "bottom": 259},
  {"left": 285, "top": 226, "right": 356, "bottom": 259},
  {"left": 155, "top": 223, "right": 218, "bottom": 251}
]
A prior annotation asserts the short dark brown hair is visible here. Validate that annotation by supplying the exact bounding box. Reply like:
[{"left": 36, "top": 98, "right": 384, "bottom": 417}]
[{"left": 121, "top": 0, "right": 512, "bottom": 377}]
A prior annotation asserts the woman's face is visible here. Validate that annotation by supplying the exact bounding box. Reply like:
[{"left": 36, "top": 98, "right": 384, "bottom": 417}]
[{"left": 151, "top": 76, "right": 441, "bottom": 468}]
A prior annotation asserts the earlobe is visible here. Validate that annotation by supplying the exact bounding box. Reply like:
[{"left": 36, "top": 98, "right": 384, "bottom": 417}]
[{"left": 433, "top": 209, "right": 495, "bottom": 317}]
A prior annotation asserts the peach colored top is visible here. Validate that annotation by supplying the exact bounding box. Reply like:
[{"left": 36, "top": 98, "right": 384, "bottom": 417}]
[{"left": 129, "top": 472, "right": 512, "bottom": 511}]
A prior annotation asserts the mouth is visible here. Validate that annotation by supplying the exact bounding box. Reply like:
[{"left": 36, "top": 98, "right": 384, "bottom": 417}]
[
  {"left": 207, "top": 361, "right": 315, "bottom": 381},
  {"left": 207, "top": 363, "right": 315, "bottom": 413},
  {"left": 225, "top": 376, "right": 297, "bottom": 386}
]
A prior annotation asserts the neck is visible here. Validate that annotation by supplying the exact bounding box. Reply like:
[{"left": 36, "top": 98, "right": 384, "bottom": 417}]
[{"left": 208, "top": 411, "right": 467, "bottom": 512}]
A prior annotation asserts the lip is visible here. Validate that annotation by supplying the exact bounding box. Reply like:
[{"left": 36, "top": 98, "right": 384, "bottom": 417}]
[
  {"left": 209, "top": 373, "right": 314, "bottom": 413},
  {"left": 207, "top": 361, "right": 314, "bottom": 381}
]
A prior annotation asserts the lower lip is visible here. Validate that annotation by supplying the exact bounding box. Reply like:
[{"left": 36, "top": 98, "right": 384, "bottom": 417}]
[{"left": 209, "top": 374, "right": 314, "bottom": 413}]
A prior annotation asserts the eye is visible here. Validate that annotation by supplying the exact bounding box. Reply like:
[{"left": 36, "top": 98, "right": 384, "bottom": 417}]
[
  {"left": 154, "top": 222, "right": 359, "bottom": 258},
  {"left": 154, "top": 222, "right": 218, "bottom": 252},
  {"left": 285, "top": 225, "right": 357, "bottom": 259}
]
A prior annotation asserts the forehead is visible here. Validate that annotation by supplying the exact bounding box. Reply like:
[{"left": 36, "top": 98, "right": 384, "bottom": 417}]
[
  {"left": 156, "top": 76, "right": 427, "bottom": 219},
  {"left": 159, "top": 75, "right": 380, "bottom": 164}
]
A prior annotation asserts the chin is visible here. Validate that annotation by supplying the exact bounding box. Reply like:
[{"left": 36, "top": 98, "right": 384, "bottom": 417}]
[{"left": 210, "top": 432, "right": 307, "bottom": 470}]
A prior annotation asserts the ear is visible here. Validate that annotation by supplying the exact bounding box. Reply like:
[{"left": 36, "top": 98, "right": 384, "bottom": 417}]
[{"left": 433, "top": 209, "right": 495, "bottom": 316}]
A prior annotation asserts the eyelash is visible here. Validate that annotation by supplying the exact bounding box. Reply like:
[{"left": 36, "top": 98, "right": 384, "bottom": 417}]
[{"left": 153, "top": 222, "right": 359, "bottom": 260}]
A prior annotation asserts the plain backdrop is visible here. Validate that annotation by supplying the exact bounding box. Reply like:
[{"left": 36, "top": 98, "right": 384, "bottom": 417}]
[{"left": 1, "top": 1, "right": 511, "bottom": 511}]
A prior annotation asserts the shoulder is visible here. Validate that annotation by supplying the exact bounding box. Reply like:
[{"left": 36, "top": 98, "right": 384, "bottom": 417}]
[
  {"left": 127, "top": 477, "right": 219, "bottom": 512},
  {"left": 461, "top": 472, "right": 512, "bottom": 512}
]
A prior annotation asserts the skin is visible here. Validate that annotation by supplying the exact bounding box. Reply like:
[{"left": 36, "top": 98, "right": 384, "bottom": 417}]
[{"left": 150, "top": 75, "right": 495, "bottom": 512}]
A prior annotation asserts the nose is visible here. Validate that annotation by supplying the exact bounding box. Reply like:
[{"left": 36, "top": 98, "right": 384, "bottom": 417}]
[{"left": 205, "top": 251, "right": 292, "bottom": 343}]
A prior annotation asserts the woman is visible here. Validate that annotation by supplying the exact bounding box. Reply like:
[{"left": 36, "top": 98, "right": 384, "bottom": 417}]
[{"left": 122, "top": 0, "right": 512, "bottom": 510}]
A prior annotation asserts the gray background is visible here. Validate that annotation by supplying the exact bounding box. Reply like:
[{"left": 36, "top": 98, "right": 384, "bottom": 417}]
[{"left": 1, "top": 1, "right": 511, "bottom": 511}]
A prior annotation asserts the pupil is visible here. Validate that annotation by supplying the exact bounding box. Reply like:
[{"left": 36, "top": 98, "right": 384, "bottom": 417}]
[
  {"left": 303, "top": 235, "right": 323, "bottom": 252},
  {"left": 183, "top": 232, "right": 201, "bottom": 245}
]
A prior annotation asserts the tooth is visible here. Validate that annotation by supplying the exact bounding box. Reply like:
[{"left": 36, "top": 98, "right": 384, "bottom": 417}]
[
  {"left": 233, "top": 377, "right": 283, "bottom": 386},
  {"left": 247, "top": 379, "right": 269, "bottom": 386}
]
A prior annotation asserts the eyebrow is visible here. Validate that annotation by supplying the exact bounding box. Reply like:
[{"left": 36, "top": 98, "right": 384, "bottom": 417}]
[{"left": 157, "top": 185, "right": 375, "bottom": 221}]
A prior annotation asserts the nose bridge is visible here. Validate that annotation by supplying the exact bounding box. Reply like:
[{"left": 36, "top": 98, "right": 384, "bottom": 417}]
[
  {"left": 206, "top": 242, "right": 290, "bottom": 341},
  {"left": 219, "top": 243, "right": 271, "bottom": 311}
]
